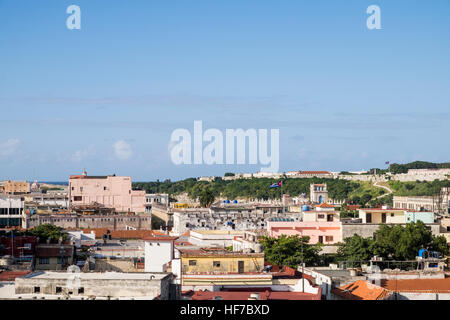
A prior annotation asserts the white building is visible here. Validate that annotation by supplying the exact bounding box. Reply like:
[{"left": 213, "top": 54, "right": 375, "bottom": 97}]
[
  {"left": 144, "top": 235, "right": 177, "bottom": 273},
  {"left": 0, "top": 195, "right": 24, "bottom": 228}
]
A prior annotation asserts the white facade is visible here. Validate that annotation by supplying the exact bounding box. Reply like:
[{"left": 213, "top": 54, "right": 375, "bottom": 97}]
[
  {"left": 144, "top": 239, "right": 174, "bottom": 273},
  {"left": 0, "top": 195, "right": 24, "bottom": 228}
]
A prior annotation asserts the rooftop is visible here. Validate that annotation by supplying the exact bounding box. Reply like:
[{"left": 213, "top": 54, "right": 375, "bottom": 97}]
[
  {"left": 188, "top": 288, "right": 321, "bottom": 300},
  {"left": 381, "top": 277, "right": 450, "bottom": 293},
  {"left": 23, "top": 271, "right": 169, "bottom": 281},
  {"left": 332, "top": 280, "right": 391, "bottom": 300},
  {"left": 0, "top": 271, "right": 32, "bottom": 282},
  {"left": 190, "top": 230, "right": 243, "bottom": 235}
]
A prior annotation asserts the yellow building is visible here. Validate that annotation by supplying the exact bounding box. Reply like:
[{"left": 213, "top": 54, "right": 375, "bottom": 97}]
[
  {"left": 358, "top": 208, "right": 406, "bottom": 224},
  {"left": 180, "top": 248, "right": 264, "bottom": 274}
]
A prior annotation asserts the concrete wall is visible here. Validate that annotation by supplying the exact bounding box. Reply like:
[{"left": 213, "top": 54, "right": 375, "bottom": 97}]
[
  {"left": 144, "top": 240, "right": 173, "bottom": 272},
  {"left": 94, "top": 258, "right": 142, "bottom": 272},
  {"left": 189, "top": 230, "right": 243, "bottom": 248},
  {"left": 395, "top": 292, "right": 450, "bottom": 300},
  {"left": 15, "top": 274, "right": 171, "bottom": 299},
  {"left": 25, "top": 213, "right": 151, "bottom": 230}
]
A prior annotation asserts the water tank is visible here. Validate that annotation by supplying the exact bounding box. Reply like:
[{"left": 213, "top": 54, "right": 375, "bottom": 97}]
[
  {"left": 226, "top": 200, "right": 230, "bottom": 204},
  {"left": 233, "top": 200, "right": 237, "bottom": 203},
  {"left": 302, "top": 205, "right": 310, "bottom": 211},
  {"left": 418, "top": 249, "right": 427, "bottom": 258}
]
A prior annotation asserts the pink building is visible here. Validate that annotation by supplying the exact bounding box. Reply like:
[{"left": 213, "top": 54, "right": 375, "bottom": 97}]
[
  {"left": 267, "top": 220, "right": 342, "bottom": 245},
  {"left": 68, "top": 172, "right": 145, "bottom": 213}
]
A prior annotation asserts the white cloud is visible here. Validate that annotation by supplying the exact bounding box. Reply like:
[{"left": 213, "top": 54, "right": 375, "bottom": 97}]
[
  {"left": 0, "top": 139, "right": 20, "bottom": 157},
  {"left": 72, "top": 145, "right": 95, "bottom": 162},
  {"left": 114, "top": 140, "right": 132, "bottom": 160}
]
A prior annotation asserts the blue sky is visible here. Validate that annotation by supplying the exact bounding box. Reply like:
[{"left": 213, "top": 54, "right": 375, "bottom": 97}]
[{"left": 0, "top": 0, "right": 449, "bottom": 181}]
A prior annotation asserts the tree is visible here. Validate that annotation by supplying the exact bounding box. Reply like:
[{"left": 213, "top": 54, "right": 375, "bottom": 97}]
[
  {"left": 260, "top": 235, "right": 322, "bottom": 268},
  {"left": 28, "top": 224, "right": 68, "bottom": 243},
  {"left": 199, "top": 187, "right": 215, "bottom": 208},
  {"left": 337, "top": 234, "right": 375, "bottom": 262},
  {"left": 430, "top": 235, "right": 449, "bottom": 256},
  {"left": 372, "top": 221, "right": 435, "bottom": 260},
  {"left": 224, "top": 172, "right": 235, "bottom": 177},
  {"left": 338, "top": 221, "right": 449, "bottom": 263}
]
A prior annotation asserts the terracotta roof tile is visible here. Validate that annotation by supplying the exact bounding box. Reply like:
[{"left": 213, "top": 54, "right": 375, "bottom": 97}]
[
  {"left": 0, "top": 271, "right": 32, "bottom": 281},
  {"left": 332, "top": 280, "right": 391, "bottom": 300},
  {"left": 381, "top": 277, "right": 450, "bottom": 293}
]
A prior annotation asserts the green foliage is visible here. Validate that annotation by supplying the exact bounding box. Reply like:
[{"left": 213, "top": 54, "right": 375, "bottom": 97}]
[
  {"left": 260, "top": 235, "right": 322, "bottom": 268},
  {"left": 199, "top": 187, "right": 215, "bottom": 208},
  {"left": 337, "top": 234, "right": 375, "bottom": 262},
  {"left": 387, "top": 179, "right": 450, "bottom": 196},
  {"left": 338, "top": 222, "right": 449, "bottom": 262},
  {"left": 368, "top": 194, "right": 393, "bottom": 208},
  {"left": 224, "top": 172, "right": 235, "bottom": 177},
  {"left": 134, "top": 177, "right": 361, "bottom": 201},
  {"left": 388, "top": 161, "right": 450, "bottom": 174},
  {"left": 27, "top": 224, "right": 68, "bottom": 243}
]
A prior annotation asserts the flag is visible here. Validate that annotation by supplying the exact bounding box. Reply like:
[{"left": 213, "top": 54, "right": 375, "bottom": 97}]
[
  {"left": 385, "top": 161, "right": 390, "bottom": 165},
  {"left": 270, "top": 181, "right": 283, "bottom": 188}
]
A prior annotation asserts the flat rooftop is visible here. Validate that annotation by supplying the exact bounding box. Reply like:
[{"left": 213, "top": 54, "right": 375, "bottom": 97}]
[
  {"left": 23, "top": 271, "right": 169, "bottom": 281},
  {"left": 191, "top": 230, "right": 244, "bottom": 235}
]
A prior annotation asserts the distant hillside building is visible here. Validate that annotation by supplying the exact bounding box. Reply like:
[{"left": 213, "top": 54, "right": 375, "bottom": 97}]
[
  {"left": 68, "top": 171, "right": 145, "bottom": 213},
  {"left": 393, "top": 187, "right": 450, "bottom": 214}
]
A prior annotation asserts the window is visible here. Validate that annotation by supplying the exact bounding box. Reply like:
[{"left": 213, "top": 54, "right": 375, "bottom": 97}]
[
  {"left": 78, "top": 287, "right": 84, "bottom": 294},
  {"left": 325, "top": 236, "right": 333, "bottom": 242},
  {"left": 213, "top": 261, "right": 220, "bottom": 267},
  {"left": 74, "top": 196, "right": 82, "bottom": 201},
  {"left": 366, "top": 213, "right": 372, "bottom": 223},
  {"left": 56, "top": 287, "right": 62, "bottom": 294},
  {"left": 39, "top": 258, "right": 49, "bottom": 264},
  {"left": 104, "top": 186, "right": 107, "bottom": 190},
  {"left": 318, "top": 214, "right": 324, "bottom": 219},
  {"left": 80, "top": 187, "right": 83, "bottom": 192},
  {"left": 391, "top": 213, "right": 394, "bottom": 217},
  {"left": 34, "top": 287, "right": 40, "bottom": 293},
  {"left": 189, "top": 260, "right": 197, "bottom": 266}
]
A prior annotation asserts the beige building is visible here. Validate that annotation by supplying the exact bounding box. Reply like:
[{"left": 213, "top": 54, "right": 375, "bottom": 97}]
[{"left": 0, "top": 180, "right": 30, "bottom": 194}]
